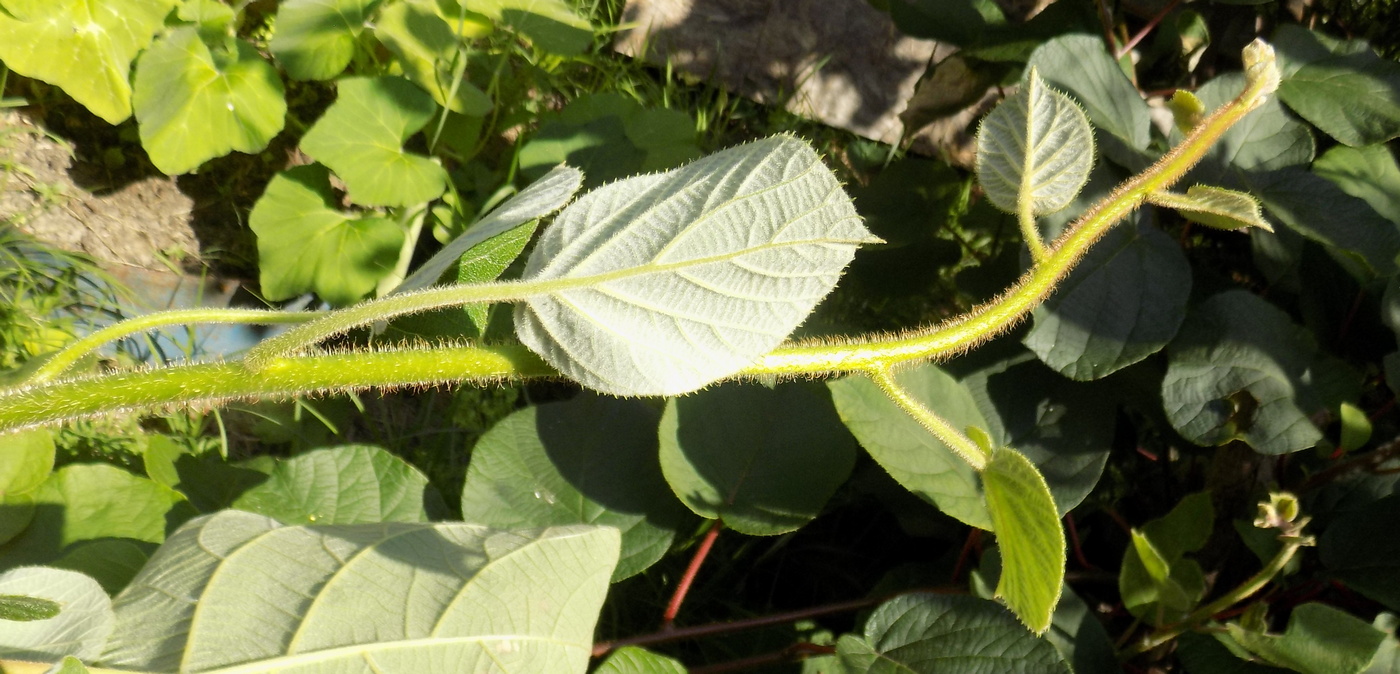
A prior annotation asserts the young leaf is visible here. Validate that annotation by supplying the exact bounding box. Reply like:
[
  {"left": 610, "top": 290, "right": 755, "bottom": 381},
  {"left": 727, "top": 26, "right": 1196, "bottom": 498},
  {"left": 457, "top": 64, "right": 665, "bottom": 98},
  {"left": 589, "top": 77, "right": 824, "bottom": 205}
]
[
  {"left": 249, "top": 164, "right": 405, "bottom": 304},
  {"left": 514, "top": 135, "right": 878, "bottom": 397},
  {"left": 658, "top": 383, "right": 857, "bottom": 536},
  {"left": 458, "top": 395, "right": 685, "bottom": 581},
  {"left": 133, "top": 29, "right": 287, "bottom": 175},
  {"left": 1225, "top": 603, "right": 1387, "bottom": 674},
  {"left": 101, "top": 511, "right": 619, "bottom": 673},
  {"left": 375, "top": 0, "right": 491, "bottom": 115},
  {"left": 837, "top": 593, "right": 1071, "bottom": 673},
  {"left": 230, "top": 445, "right": 431, "bottom": 525},
  {"left": 0, "top": 0, "right": 175, "bottom": 123},
  {"left": 1147, "top": 185, "right": 1273, "bottom": 232},
  {"left": 982, "top": 446, "right": 1065, "bottom": 635},
  {"left": 269, "top": 0, "right": 377, "bottom": 81},
  {"left": 455, "top": 223, "right": 536, "bottom": 333},
  {"left": 1168, "top": 90, "right": 1206, "bottom": 132},
  {"left": 300, "top": 76, "right": 449, "bottom": 207},
  {"left": 976, "top": 67, "right": 1095, "bottom": 219},
  {"left": 0, "top": 567, "right": 113, "bottom": 662}
]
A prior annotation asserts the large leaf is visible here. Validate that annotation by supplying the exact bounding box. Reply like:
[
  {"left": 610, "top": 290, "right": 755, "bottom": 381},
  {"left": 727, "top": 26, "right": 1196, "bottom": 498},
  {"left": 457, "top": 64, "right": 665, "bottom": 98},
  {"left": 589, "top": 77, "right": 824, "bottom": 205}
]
[
  {"left": 983, "top": 446, "right": 1064, "bottom": 635},
  {"left": 0, "top": 567, "right": 112, "bottom": 662},
  {"left": 0, "top": 0, "right": 176, "bottom": 123},
  {"left": 457, "top": 0, "right": 593, "bottom": 55},
  {"left": 1026, "top": 34, "right": 1153, "bottom": 168},
  {"left": 1242, "top": 167, "right": 1400, "bottom": 278},
  {"left": 518, "top": 93, "right": 700, "bottom": 187},
  {"left": 374, "top": 0, "right": 491, "bottom": 115},
  {"left": 1278, "top": 48, "right": 1400, "bottom": 146},
  {"left": 0, "top": 429, "right": 54, "bottom": 497},
  {"left": 1162, "top": 290, "right": 1324, "bottom": 455},
  {"left": 300, "top": 76, "right": 448, "bottom": 207},
  {"left": 133, "top": 29, "right": 286, "bottom": 175},
  {"left": 513, "top": 135, "right": 878, "bottom": 397},
  {"left": 1321, "top": 493, "right": 1400, "bottom": 611},
  {"left": 1313, "top": 144, "right": 1400, "bottom": 226},
  {"left": 975, "top": 67, "right": 1094, "bottom": 218},
  {"left": 885, "top": 0, "right": 1004, "bottom": 47},
  {"left": 836, "top": 593, "right": 1071, "bottom": 673},
  {"left": 1225, "top": 603, "right": 1387, "bottom": 674},
  {"left": 659, "top": 383, "right": 857, "bottom": 536},
  {"left": 458, "top": 395, "right": 684, "bottom": 581},
  {"left": 230, "top": 445, "right": 430, "bottom": 525},
  {"left": 1024, "top": 217, "right": 1191, "bottom": 380},
  {"left": 1189, "top": 73, "right": 1314, "bottom": 183},
  {"left": 270, "top": 0, "right": 378, "bottom": 81},
  {"left": 250, "top": 164, "right": 405, "bottom": 304},
  {"left": 101, "top": 511, "right": 619, "bottom": 673}
]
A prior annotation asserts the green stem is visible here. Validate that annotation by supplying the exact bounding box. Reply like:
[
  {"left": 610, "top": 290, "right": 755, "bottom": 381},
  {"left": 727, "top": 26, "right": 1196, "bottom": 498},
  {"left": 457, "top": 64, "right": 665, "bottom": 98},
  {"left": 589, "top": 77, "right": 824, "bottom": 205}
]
[
  {"left": 868, "top": 367, "right": 987, "bottom": 470},
  {"left": 1019, "top": 200, "right": 1048, "bottom": 263},
  {"left": 1119, "top": 537, "right": 1307, "bottom": 659},
  {"left": 27, "top": 308, "right": 322, "bottom": 385}
]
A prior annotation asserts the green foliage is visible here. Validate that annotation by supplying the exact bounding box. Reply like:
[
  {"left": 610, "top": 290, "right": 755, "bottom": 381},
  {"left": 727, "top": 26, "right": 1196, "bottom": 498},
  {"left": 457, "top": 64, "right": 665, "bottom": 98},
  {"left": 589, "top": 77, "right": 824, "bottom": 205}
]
[
  {"left": 982, "top": 445, "right": 1064, "bottom": 634},
  {"left": 0, "top": 567, "right": 113, "bottom": 661}
]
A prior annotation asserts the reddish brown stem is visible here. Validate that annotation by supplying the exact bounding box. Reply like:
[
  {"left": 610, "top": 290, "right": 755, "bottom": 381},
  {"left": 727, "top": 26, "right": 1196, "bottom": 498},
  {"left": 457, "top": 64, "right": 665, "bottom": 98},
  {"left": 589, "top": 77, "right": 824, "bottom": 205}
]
[
  {"left": 1116, "top": 0, "right": 1184, "bottom": 59},
  {"left": 950, "top": 528, "right": 982, "bottom": 582},
  {"left": 662, "top": 519, "right": 724, "bottom": 628}
]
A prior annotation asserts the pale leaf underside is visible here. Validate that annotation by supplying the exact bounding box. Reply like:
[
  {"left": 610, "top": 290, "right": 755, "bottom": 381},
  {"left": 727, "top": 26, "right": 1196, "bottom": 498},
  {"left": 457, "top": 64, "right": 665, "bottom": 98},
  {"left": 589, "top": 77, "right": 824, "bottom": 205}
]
[{"left": 976, "top": 70, "right": 1095, "bottom": 217}]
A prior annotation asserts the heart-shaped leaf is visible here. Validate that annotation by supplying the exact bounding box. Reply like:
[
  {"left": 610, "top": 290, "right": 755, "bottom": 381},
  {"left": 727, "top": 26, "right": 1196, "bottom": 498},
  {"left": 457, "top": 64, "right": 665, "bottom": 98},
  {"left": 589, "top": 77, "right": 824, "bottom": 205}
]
[
  {"left": 134, "top": 28, "right": 286, "bottom": 174},
  {"left": 514, "top": 135, "right": 878, "bottom": 396},
  {"left": 300, "top": 76, "right": 449, "bottom": 207},
  {"left": 270, "top": 0, "right": 377, "bottom": 81}
]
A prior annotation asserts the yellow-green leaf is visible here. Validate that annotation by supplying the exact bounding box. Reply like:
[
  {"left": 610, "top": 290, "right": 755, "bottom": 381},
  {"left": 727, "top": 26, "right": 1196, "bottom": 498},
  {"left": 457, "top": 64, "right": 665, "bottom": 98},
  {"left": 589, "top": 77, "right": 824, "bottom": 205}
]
[
  {"left": 982, "top": 445, "right": 1065, "bottom": 634},
  {"left": 1147, "top": 185, "right": 1273, "bottom": 232}
]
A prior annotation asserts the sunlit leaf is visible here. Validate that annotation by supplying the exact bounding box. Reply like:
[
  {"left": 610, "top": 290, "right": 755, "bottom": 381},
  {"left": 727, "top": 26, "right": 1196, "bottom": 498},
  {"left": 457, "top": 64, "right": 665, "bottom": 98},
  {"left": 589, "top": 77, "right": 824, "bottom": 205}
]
[
  {"left": 976, "top": 67, "right": 1094, "bottom": 217},
  {"left": 300, "top": 76, "right": 448, "bottom": 207},
  {"left": 0, "top": 429, "right": 54, "bottom": 498},
  {"left": 231, "top": 445, "right": 430, "bottom": 525},
  {"left": 1147, "top": 185, "right": 1273, "bottom": 232},
  {"left": 0, "top": 567, "right": 113, "bottom": 662},
  {"left": 983, "top": 446, "right": 1064, "bottom": 635},
  {"left": 133, "top": 29, "right": 286, "bottom": 175},
  {"left": 514, "top": 135, "right": 878, "bottom": 396},
  {"left": 270, "top": 0, "right": 378, "bottom": 81},
  {"left": 101, "top": 511, "right": 619, "bottom": 673},
  {"left": 0, "top": 0, "right": 176, "bottom": 123},
  {"left": 593, "top": 646, "right": 686, "bottom": 674},
  {"left": 1187, "top": 72, "right": 1314, "bottom": 183},
  {"left": 375, "top": 0, "right": 491, "bottom": 115}
]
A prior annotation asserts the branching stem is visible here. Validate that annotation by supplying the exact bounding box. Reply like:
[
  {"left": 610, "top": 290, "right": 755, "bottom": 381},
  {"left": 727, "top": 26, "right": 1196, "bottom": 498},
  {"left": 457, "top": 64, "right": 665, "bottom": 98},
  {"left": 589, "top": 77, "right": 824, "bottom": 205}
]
[{"left": 868, "top": 367, "right": 987, "bottom": 470}]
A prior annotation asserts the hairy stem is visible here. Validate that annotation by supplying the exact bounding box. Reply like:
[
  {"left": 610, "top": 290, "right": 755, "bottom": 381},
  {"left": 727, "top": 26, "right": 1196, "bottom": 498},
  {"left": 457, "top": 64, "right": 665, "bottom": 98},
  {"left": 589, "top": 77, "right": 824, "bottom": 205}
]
[{"left": 868, "top": 367, "right": 987, "bottom": 470}]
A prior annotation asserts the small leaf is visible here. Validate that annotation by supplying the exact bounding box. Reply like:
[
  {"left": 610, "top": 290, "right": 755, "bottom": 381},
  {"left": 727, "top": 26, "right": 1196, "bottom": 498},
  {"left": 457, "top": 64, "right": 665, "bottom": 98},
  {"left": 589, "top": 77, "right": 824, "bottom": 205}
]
[
  {"left": 250, "top": 164, "right": 405, "bottom": 304},
  {"left": 300, "top": 76, "right": 448, "bottom": 207},
  {"left": 458, "top": 395, "right": 685, "bottom": 581},
  {"left": 0, "top": 594, "right": 60, "bottom": 621},
  {"left": 1339, "top": 401, "right": 1372, "bottom": 453},
  {"left": 1278, "top": 48, "right": 1400, "bottom": 146},
  {"left": 134, "top": 28, "right": 287, "bottom": 174},
  {"left": 1147, "top": 185, "right": 1273, "bottom": 232},
  {"left": 514, "top": 135, "right": 878, "bottom": 397},
  {"left": 1118, "top": 492, "right": 1213, "bottom": 623},
  {"left": 659, "top": 383, "right": 857, "bottom": 536},
  {"left": 593, "top": 646, "right": 687, "bottom": 674},
  {"left": 455, "top": 222, "right": 536, "bottom": 332},
  {"left": 269, "top": 0, "right": 377, "bottom": 80},
  {"left": 1168, "top": 90, "right": 1206, "bottom": 132},
  {"left": 43, "top": 656, "right": 91, "bottom": 674},
  {"left": 102, "top": 511, "right": 619, "bottom": 673},
  {"left": 976, "top": 67, "right": 1095, "bottom": 217},
  {"left": 0, "top": 0, "right": 175, "bottom": 123},
  {"left": 230, "top": 444, "right": 430, "bottom": 525},
  {"left": 375, "top": 0, "right": 492, "bottom": 115},
  {"left": 837, "top": 593, "right": 1071, "bottom": 673},
  {"left": 1225, "top": 603, "right": 1387, "bottom": 674},
  {"left": 0, "top": 567, "right": 113, "bottom": 662},
  {"left": 982, "top": 445, "right": 1065, "bottom": 634}
]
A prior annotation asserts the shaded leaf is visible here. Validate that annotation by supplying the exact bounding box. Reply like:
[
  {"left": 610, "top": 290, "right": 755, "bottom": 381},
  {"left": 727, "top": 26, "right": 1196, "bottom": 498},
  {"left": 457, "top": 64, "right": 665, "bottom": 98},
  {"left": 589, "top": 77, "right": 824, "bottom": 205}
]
[
  {"left": 1226, "top": 603, "right": 1386, "bottom": 674},
  {"left": 1242, "top": 167, "right": 1400, "bottom": 277},
  {"left": 659, "top": 383, "right": 857, "bottom": 536},
  {"left": 975, "top": 67, "right": 1094, "bottom": 217},
  {"left": 1313, "top": 144, "right": 1400, "bottom": 226},
  {"left": 250, "top": 164, "right": 405, "bottom": 304},
  {"left": 518, "top": 93, "right": 699, "bottom": 187},
  {"left": 1279, "top": 48, "right": 1400, "bottom": 146},
  {"left": 0, "top": 0, "right": 175, "bottom": 123},
  {"left": 461, "top": 0, "right": 593, "bottom": 55},
  {"left": 458, "top": 395, "right": 684, "bottom": 581},
  {"left": 1189, "top": 73, "right": 1314, "bottom": 183},
  {"left": 134, "top": 29, "right": 286, "bottom": 174},
  {"left": 1119, "top": 492, "right": 1213, "bottom": 623},
  {"left": 983, "top": 446, "right": 1064, "bottom": 634},
  {"left": 0, "top": 567, "right": 113, "bottom": 662},
  {"left": 374, "top": 0, "right": 491, "bottom": 115},
  {"left": 270, "top": 0, "right": 377, "bottom": 80},
  {"left": 885, "top": 0, "right": 1005, "bottom": 47},
  {"left": 1177, "top": 632, "right": 1293, "bottom": 674},
  {"left": 1321, "top": 493, "right": 1400, "bottom": 611},
  {"left": 514, "top": 135, "right": 877, "bottom": 397},
  {"left": 101, "top": 511, "right": 619, "bottom": 673},
  {"left": 1148, "top": 186, "right": 1272, "bottom": 232},
  {"left": 49, "top": 539, "right": 151, "bottom": 596},
  {"left": 1027, "top": 34, "right": 1153, "bottom": 168},
  {"left": 300, "top": 76, "right": 448, "bottom": 207},
  {"left": 231, "top": 444, "right": 429, "bottom": 525}
]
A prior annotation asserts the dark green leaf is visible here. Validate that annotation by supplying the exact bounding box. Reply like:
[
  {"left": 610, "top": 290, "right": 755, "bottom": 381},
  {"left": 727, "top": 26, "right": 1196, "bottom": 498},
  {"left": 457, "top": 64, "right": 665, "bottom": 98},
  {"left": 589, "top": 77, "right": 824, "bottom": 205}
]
[
  {"left": 1189, "top": 73, "right": 1314, "bottom": 183},
  {"left": 1243, "top": 167, "right": 1400, "bottom": 277},
  {"left": 837, "top": 593, "right": 1071, "bottom": 673},
  {"left": 1313, "top": 144, "right": 1400, "bottom": 226},
  {"left": 660, "top": 383, "right": 857, "bottom": 536},
  {"left": 1321, "top": 493, "right": 1400, "bottom": 611},
  {"left": 1225, "top": 603, "right": 1387, "bottom": 674},
  {"left": 1279, "top": 49, "right": 1400, "bottom": 146},
  {"left": 50, "top": 539, "right": 151, "bottom": 596},
  {"left": 1119, "top": 492, "right": 1213, "bottom": 622},
  {"left": 884, "top": 0, "right": 1004, "bottom": 47},
  {"left": 459, "top": 395, "right": 684, "bottom": 580},
  {"left": 517, "top": 93, "right": 699, "bottom": 187},
  {"left": 1024, "top": 218, "right": 1191, "bottom": 379},
  {"left": 1027, "top": 34, "right": 1152, "bottom": 168},
  {"left": 0, "top": 594, "right": 60, "bottom": 621},
  {"left": 1177, "top": 632, "right": 1293, "bottom": 674},
  {"left": 231, "top": 445, "right": 430, "bottom": 525},
  {"left": 270, "top": 0, "right": 377, "bottom": 80}
]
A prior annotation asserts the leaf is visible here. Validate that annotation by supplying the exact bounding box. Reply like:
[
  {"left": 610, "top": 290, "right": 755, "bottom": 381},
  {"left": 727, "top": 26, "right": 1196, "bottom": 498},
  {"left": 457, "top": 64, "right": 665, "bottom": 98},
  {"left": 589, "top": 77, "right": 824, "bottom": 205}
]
[
  {"left": 374, "top": 0, "right": 491, "bottom": 115},
  {"left": 300, "top": 76, "right": 448, "bottom": 207},
  {"left": 1242, "top": 167, "right": 1400, "bottom": 277},
  {"left": 1339, "top": 401, "right": 1373, "bottom": 453},
  {"left": 518, "top": 93, "right": 700, "bottom": 187},
  {"left": 0, "top": 464, "right": 188, "bottom": 571},
  {"left": 1024, "top": 218, "right": 1192, "bottom": 380},
  {"left": 101, "top": 511, "right": 619, "bottom": 673},
  {"left": 1162, "top": 290, "right": 1325, "bottom": 454},
  {"left": 133, "top": 28, "right": 287, "bottom": 175},
  {"left": 0, "top": 429, "right": 54, "bottom": 497},
  {"left": 0, "top": 594, "right": 60, "bottom": 622},
  {"left": 458, "top": 395, "right": 685, "bottom": 581},
  {"left": 593, "top": 646, "right": 687, "bottom": 674},
  {"left": 43, "top": 656, "right": 92, "bottom": 674},
  {"left": 1188, "top": 73, "right": 1314, "bottom": 183},
  {"left": 460, "top": 0, "right": 593, "bottom": 55},
  {"left": 1026, "top": 34, "right": 1153, "bottom": 168},
  {"left": 0, "top": 567, "right": 113, "bottom": 662},
  {"left": 1119, "top": 492, "right": 1213, "bottom": 622},
  {"left": 249, "top": 164, "right": 406, "bottom": 304},
  {"left": 1313, "top": 144, "right": 1400, "bottom": 226},
  {"left": 513, "top": 135, "right": 878, "bottom": 397},
  {"left": 1321, "top": 493, "right": 1400, "bottom": 611},
  {"left": 1176, "top": 632, "right": 1294, "bottom": 674},
  {"left": 975, "top": 67, "right": 1095, "bottom": 217},
  {"left": 884, "top": 0, "right": 1005, "bottom": 47},
  {"left": 394, "top": 164, "right": 582, "bottom": 293},
  {"left": 270, "top": 0, "right": 377, "bottom": 81},
  {"left": 837, "top": 593, "right": 1071, "bottom": 673},
  {"left": 50, "top": 539, "right": 151, "bottom": 596},
  {"left": 1278, "top": 49, "right": 1400, "bottom": 146},
  {"left": 659, "top": 383, "right": 858, "bottom": 536},
  {"left": 1225, "top": 603, "right": 1387, "bottom": 674},
  {"left": 1147, "top": 186, "right": 1273, "bottom": 232},
  {"left": 0, "top": 0, "right": 176, "bottom": 123},
  {"left": 983, "top": 446, "right": 1064, "bottom": 635},
  {"left": 230, "top": 445, "right": 430, "bottom": 525}
]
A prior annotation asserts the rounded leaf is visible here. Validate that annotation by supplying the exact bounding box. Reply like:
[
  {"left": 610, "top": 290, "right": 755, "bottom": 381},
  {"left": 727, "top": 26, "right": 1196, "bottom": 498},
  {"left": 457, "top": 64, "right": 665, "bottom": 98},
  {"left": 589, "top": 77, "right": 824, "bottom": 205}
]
[
  {"left": 976, "top": 68, "right": 1095, "bottom": 217},
  {"left": 231, "top": 444, "right": 431, "bottom": 525}
]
